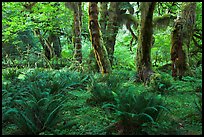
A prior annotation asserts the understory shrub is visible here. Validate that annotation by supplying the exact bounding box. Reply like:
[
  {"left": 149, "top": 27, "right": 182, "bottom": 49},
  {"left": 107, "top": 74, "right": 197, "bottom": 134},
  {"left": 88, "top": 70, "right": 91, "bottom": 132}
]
[{"left": 148, "top": 72, "right": 175, "bottom": 93}]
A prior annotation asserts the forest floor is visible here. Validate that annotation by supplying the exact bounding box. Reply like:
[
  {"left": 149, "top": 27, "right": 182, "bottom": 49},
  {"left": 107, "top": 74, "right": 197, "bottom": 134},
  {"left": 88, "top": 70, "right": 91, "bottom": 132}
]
[
  {"left": 52, "top": 90, "right": 202, "bottom": 135},
  {"left": 2, "top": 68, "right": 202, "bottom": 135}
]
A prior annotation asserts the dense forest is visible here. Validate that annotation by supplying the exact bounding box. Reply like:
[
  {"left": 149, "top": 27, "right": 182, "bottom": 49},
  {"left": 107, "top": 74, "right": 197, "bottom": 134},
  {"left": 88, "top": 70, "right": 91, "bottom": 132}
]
[{"left": 2, "top": 2, "right": 202, "bottom": 135}]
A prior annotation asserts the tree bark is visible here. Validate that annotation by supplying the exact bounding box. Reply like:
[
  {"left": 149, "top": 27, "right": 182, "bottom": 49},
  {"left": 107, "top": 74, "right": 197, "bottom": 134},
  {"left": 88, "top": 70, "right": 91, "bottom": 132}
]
[
  {"left": 66, "top": 2, "right": 82, "bottom": 63},
  {"left": 105, "top": 2, "right": 120, "bottom": 66},
  {"left": 136, "top": 2, "right": 156, "bottom": 82},
  {"left": 48, "top": 32, "right": 61, "bottom": 58},
  {"left": 181, "top": 2, "right": 196, "bottom": 74},
  {"left": 73, "top": 2, "right": 82, "bottom": 63},
  {"left": 99, "top": 2, "right": 108, "bottom": 42},
  {"left": 171, "top": 2, "right": 196, "bottom": 78},
  {"left": 170, "top": 17, "right": 186, "bottom": 79},
  {"left": 35, "top": 29, "right": 54, "bottom": 60},
  {"left": 88, "top": 2, "right": 112, "bottom": 74}
]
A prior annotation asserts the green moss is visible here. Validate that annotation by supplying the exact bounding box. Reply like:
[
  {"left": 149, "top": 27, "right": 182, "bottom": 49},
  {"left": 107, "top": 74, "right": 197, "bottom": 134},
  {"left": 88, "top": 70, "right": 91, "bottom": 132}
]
[{"left": 153, "top": 14, "right": 176, "bottom": 30}]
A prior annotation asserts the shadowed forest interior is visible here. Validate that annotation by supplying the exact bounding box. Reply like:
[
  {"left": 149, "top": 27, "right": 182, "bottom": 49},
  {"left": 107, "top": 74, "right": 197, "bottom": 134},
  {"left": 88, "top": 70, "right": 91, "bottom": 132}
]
[{"left": 2, "top": 2, "right": 202, "bottom": 135}]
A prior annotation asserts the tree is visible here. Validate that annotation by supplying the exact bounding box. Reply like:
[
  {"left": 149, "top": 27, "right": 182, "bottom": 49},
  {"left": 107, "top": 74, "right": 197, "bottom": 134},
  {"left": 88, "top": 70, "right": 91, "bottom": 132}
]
[
  {"left": 136, "top": 2, "right": 156, "bottom": 82},
  {"left": 22, "top": 2, "right": 63, "bottom": 60},
  {"left": 65, "top": 2, "right": 82, "bottom": 63},
  {"left": 105, "top": 2, "right": 120, "bottom": 66},
  {"left": 48, "top": 32, "right": 61, "bottom": 58},
  {"left": 171, "top": 2, "right": 196, "bottom": 79},
  {"left": 100, "top": 2, "right": 138, "bottom": 66},
  {"left": 170, "top": 17, "right": 186, "bottom": 79},
  {"left": 88, "top": 2, "right": 112, "bottom": 74},
  {"left": 99, "top": 2, "right": 108, "bottom": 41},
  {"left": 48, "top": 3, "right": 62, "bottom": 58},
  {"left": 181, "top": 2, "right": 196, "bottom": 73}
]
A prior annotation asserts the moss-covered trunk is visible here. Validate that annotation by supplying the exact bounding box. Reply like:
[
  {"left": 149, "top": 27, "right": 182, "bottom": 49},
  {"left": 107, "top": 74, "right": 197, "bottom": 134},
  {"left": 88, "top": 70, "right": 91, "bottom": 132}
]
[
  {"left": 35, "top": 29, "right": 54, "bottom": 60},
  {"left": 88, "top": 2, "right": 112, "bottom": 74},
  {"left": 99, "top": 2, "right": 108, "bottom": 40},
  {"left": 65, "top": 2, "right": 82, "bottom": 64},
  {"left": 171, "top": 18, "right": 186, "bottom": 79},
  {"left": 171, "top": 2, "right": 196, "bottom": 78},
  {"left": 105, "top": 2, "right": 120, "bottom": 66},
  {"left": 48, "top": 33, "right": 61, "bottom": 58},
  {"left": 73, "top": 2, "right": 82, "bottom": 63},
  {"left": 136, "top": 2, "right": 156, "bottom": 82},
  {"left": 88, "top": 2, "right": 108, "bottom": 72},
  {"left": 181, "top": 2, "right": 196, "bottom": 74}
]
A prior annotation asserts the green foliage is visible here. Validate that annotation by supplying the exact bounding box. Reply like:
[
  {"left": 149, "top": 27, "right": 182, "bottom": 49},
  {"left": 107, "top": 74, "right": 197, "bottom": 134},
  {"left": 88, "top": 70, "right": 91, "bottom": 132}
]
[
  {"left": 103, "top": 91, "right": 168, "bottom": 134},
  {"left": 152, "top": 28, "right": 172, "bottom": 67},
  {"left": 2, "top": 69, "right": 83, "bottom": 135},
  {"left": 114, "top": 44, "right": 135, "bottom": 70},
  {"left": 3, "top": 89, "right": 66, "bottom": 135},
  {"left": 87, "top": 70, "right": 135, "bottom": 105},
  {"left": 181, "top": 73, "right": 202, "bottom": 93},
  {"left": 194, "top": 93, "right": 202, "bottom": 120},
  {"left": 2, "top": 68, "right": 94, "bottom": 135},
  {"left": 2, "top": 68, "right": 20, "bottom": 80},
  {"left": 148, "top": 72, "right": 175, "bottom": 93},
  {"left": 193, "top": 65, "right": 202, "bottom": 79},
  {"left": 2, "top": 2, "right": 203, "bottom": 135},
  {"left": 88, "top": 82, "right": 115, "bottom": 105}
]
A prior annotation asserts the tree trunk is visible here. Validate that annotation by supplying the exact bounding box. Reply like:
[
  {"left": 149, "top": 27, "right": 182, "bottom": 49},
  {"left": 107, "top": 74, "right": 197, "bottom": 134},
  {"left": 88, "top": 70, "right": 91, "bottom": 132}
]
[
  {"left": 79, "top": 2, "right": 82, "bottom": 29},
  {"left": 170, "top": 17, "right": 186, "bottom": 79},
  {"left": 48, "top": 33, "right": 61, "bottom": 58},
  {"left": 171, "top": 2, "right": 196, "bottom": 78},
  {"left": 181, "top": 2, "right": 196, "bottom": 74},
  {"left": 136, "top": 2, "right": 156, "bottom": 82},
  {"left": 88, "top": 2, "right": 112, "bottom": 74},
  {"left": 105, "top": 2, "right": 120, "bottom": 66},
  {"left": 35, "top": 29, "right": 54, "bottom": 60},
  {"left": 66, "top": 2, "right": 82, "bottom": 64},
  {"left": 73, "top": 2, "right": 82, "bottom": 63},
  {"left": 99, "top": 2, "right": 108, "bottom": 41}
]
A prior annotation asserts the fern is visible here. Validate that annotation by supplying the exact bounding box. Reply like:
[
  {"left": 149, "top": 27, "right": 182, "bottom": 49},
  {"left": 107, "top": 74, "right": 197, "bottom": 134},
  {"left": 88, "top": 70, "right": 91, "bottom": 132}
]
[
  {"left": 2, "top": 86, "right": 66, "bottom": 135},
  {"left": 103, "top": 91, "right": 169, "bottom": 134},
  {"left": 88, "top": 82, "right": 115, "bottom": 105}
]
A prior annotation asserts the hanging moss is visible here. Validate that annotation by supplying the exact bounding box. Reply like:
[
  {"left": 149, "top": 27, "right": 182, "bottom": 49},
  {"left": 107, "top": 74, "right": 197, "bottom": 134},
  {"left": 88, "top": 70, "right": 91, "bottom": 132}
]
[{"left": 153, "top": 14, "right": 176, "bottom": 30}]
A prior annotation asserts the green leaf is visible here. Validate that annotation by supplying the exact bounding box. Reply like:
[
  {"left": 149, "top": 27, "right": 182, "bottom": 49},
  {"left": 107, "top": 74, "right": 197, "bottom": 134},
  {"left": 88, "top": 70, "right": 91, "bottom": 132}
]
[
  {"left": 138, "top": 113, "right": 154, "bottom": 122},
  {"left": 144, "top": 106, "right": 158, "bottom": 112}
]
